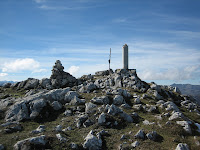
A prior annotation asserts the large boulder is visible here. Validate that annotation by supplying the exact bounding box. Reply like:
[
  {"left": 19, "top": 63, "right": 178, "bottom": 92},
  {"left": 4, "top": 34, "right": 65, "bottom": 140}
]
[
  {"left": 113, "top": 95, "right": 124, "bottom": 105},
  {"left": 24, "top": 78, "right": 39, "bottom": 90},
  {"left": 39, "top": 78, "right": 52, "bottom": 89},
  {"left": 83, "top": 130, "right": 102, "bottom": 150},
  {"left": 13, "top": 135, "right": 47, "bottom": 150}
]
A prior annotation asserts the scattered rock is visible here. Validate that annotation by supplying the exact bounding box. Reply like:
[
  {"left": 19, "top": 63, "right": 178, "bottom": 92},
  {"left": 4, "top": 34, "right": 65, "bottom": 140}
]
[
  {"left": 70, "top": 97, "right": 85, "bottom": 105},
  {"left": 134, "top": 98, "right": 141, "bottom": 104},
  {"left": 85, "top": 102, "right": 97, "bottom": 114},
  {"left": 65, "top": 91, "right": 79, "bottom": 103},
  {"left": 146, "top": 131, "right": 158, "bottom": 141},
  {"left": 70, "top": 143, "right": 79, "bottom": 149},
  {"left": 175, "top": 143, "right": 189, "bottom": 150},
  {"left": 31, "top": 125, "right": 45, "bottom": 134},
  {"left": 134, "top": 129, "right": 145, "bottom": 140},
  {"left": 91, "top": 96, "right": 109, "bottom": 105},
  {"left": 176, "top": 121, "right": 192, "bottom": 134},
  {"left": 13, "top": 135, "right": 46, "bottom": 150},
  {"left": 143, "top": 120, "right": 155, "bottom": 125},
  {"left": 113, "top": 95, "right": 125, "bottom": 105},
  {"left": 169, "top": 112, "right": 184, "bottom": 121},
  {"left": 56, "top": 133, "right": 67, "bottom": 142},
  {"left": 55, "top": 125, "right": 62, "bottom": 132},
  {"left": 131, "top": 141, "right": 140, "bottom": 148}
]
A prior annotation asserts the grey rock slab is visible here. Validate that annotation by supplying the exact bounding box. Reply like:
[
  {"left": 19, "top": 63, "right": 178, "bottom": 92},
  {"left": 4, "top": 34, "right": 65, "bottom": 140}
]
[
  {"left": 70, "top": 97, "right": 85, "bottom": 106},
  {"left": 13, "top": 135, "right": 46, "bottom": 150},
  {"left": 51, "top": 101, "right": 62, "bottom": 110},
  {"left": 91, "top": 96, "right": 109, "bottom": 105},
  {"left": 169, "top": 112, "right": 184, "bottom": 121},
  {"left": 64, "top": 91, "right": 79, "bottom": 103}
]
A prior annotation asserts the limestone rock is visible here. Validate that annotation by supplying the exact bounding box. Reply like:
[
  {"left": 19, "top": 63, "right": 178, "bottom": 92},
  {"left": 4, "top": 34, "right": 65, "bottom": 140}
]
[
  {"left": 134, "top": 98, "right": 141, "bottom": 104},
  {"left": 134, "top": 129, "right": 145, "bottom": 140},
  {"left": 51, "top": 101, "right": 62, "bottom": 110},
  {"left": 83, "top": 130, "right": 102, "bottom": 150},
  {"left": 131, "top": 141, "right": 140, "bottom": 148},
  {"left": 39, "top": 78, "right": 52, "bottom": 89},
  {"left": 70, "top": 143, "right": 79, "bottom": 149},
  {"left": 56, "top": 133, "right": 67, "bottom": 142},
  {"left": 31, "top": 125, "right": 45, "bottom": 134},
  {"left": 98, "top": 113, "right": 106, "bottom": 125},
  {"left": 13, "top": 135, "right": 46, "bottom": 150},
  {"left": 70, "top": 97, "right": 85, "bottom": 105},
  {"left": 146, "top": 131, "right": 158, "bottom": 141},
  {"left": 65, "top": 91, "right": 79, "bottom": 103},
  {"left": 176, "top": 121, "right": 192, "bottom": 134},
  {"left": 24, "top": 78, "right": 39, "bottom": 90},
  {"left": 169, "top": 112, "right": 184, "bottom": 121},
  {"left": 91, "top": 96, "right": 109, "bottom": 105},
  {"left": 175, "top": 143, "right": 189, "bottom": 150},
  {"left": 85, "top": 102, "right": 97, "bottom": 114},
  {"left": 113, "top": 95, "right": 125, "bottom": 105}
]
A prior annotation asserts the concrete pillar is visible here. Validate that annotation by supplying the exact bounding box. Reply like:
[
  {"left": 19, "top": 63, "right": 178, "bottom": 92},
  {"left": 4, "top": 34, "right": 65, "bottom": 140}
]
[{"left": 122, "top": 44, "right": 128, "bottom": 69}]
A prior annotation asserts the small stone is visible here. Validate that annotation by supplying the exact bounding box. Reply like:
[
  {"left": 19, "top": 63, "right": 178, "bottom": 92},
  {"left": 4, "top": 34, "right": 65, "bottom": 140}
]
[
  {"left": 56, "top": 133, "right": 67, "bottom": 142},
  {"left": 175, "top": 143, "right": 189, "bottom": 150},
  {"left": 131, "top": 141, "right": 140, "bottom": 148},
  {"left": 135, "top": 129, "right": 145, "bottom": 140},
  {"left": 55, "top": 125, "right": 62, "bottom": 132}
]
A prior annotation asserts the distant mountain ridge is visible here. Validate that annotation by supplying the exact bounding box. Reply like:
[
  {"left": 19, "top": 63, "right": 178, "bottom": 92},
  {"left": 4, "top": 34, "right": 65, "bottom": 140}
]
[
  {"left": 171, "top": 83, "right": 200, "bottom": 104},
  {"left": 0, "top": 81, "right": 15, "bottom": 86}
]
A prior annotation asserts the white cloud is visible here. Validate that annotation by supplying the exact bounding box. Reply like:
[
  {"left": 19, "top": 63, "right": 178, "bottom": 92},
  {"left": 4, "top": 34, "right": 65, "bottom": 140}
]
[
  {"left": 34, "top": 0, "right": 46, "bottom": 3},
  {"left": 32, "top": 69, "right": 47, "bottom": 73},
  {"left": 67, "top": 66, "right": 80, "bottom": 76},
  {"left": 138, "top": 65, "right": 200, "bottom": 81},
  {"left": 113, "top": 18, "right": 127, "bottom": 23},
  {"left": 2, "top": 58, "right": 40, "bottom": 73},
  {"left": 0, "top": 73, "right": 8, "bottom": 77}
]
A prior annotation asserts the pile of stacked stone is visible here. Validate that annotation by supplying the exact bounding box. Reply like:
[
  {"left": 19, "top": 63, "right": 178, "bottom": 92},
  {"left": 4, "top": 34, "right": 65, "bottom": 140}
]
[
  {"left": 50, "top": 60, "right": 76, "bottom": 88},
  {"left": 11, "top": 60, "right": 77, "bottom": 90}
]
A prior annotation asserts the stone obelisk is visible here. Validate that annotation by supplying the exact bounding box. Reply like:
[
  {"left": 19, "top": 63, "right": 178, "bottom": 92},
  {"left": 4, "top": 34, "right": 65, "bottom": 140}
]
[{"left": 122, "top": 44, "right": 128, "bottom": 70}]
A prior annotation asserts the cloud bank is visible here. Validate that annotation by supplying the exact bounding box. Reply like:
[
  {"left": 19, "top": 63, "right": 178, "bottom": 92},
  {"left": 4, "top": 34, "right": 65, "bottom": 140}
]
[{"left": 2, "top": 58, "right": 40, "bottom": 73}]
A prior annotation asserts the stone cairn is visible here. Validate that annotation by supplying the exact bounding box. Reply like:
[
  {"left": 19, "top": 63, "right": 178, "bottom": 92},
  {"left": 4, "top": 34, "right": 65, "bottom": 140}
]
[{"left": 50, "top": 60, "right": 76, "bottom": 88}]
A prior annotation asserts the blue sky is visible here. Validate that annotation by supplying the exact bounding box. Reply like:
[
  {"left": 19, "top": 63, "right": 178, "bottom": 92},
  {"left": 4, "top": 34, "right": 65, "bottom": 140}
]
[{"left": 0, "top": 0, "right": 200, "bottom": 85}]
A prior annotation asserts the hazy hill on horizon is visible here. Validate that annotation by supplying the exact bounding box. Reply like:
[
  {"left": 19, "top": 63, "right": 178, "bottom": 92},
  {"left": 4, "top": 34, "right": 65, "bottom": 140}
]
[{"left": 171, "top": 83, "right": 200, "bottom": 105}]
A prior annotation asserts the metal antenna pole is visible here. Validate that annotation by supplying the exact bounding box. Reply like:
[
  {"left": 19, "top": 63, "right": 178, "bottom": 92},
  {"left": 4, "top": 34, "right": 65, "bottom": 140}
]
[{"left": 108, "top": 48, "right": 111, "bottom": 70}]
